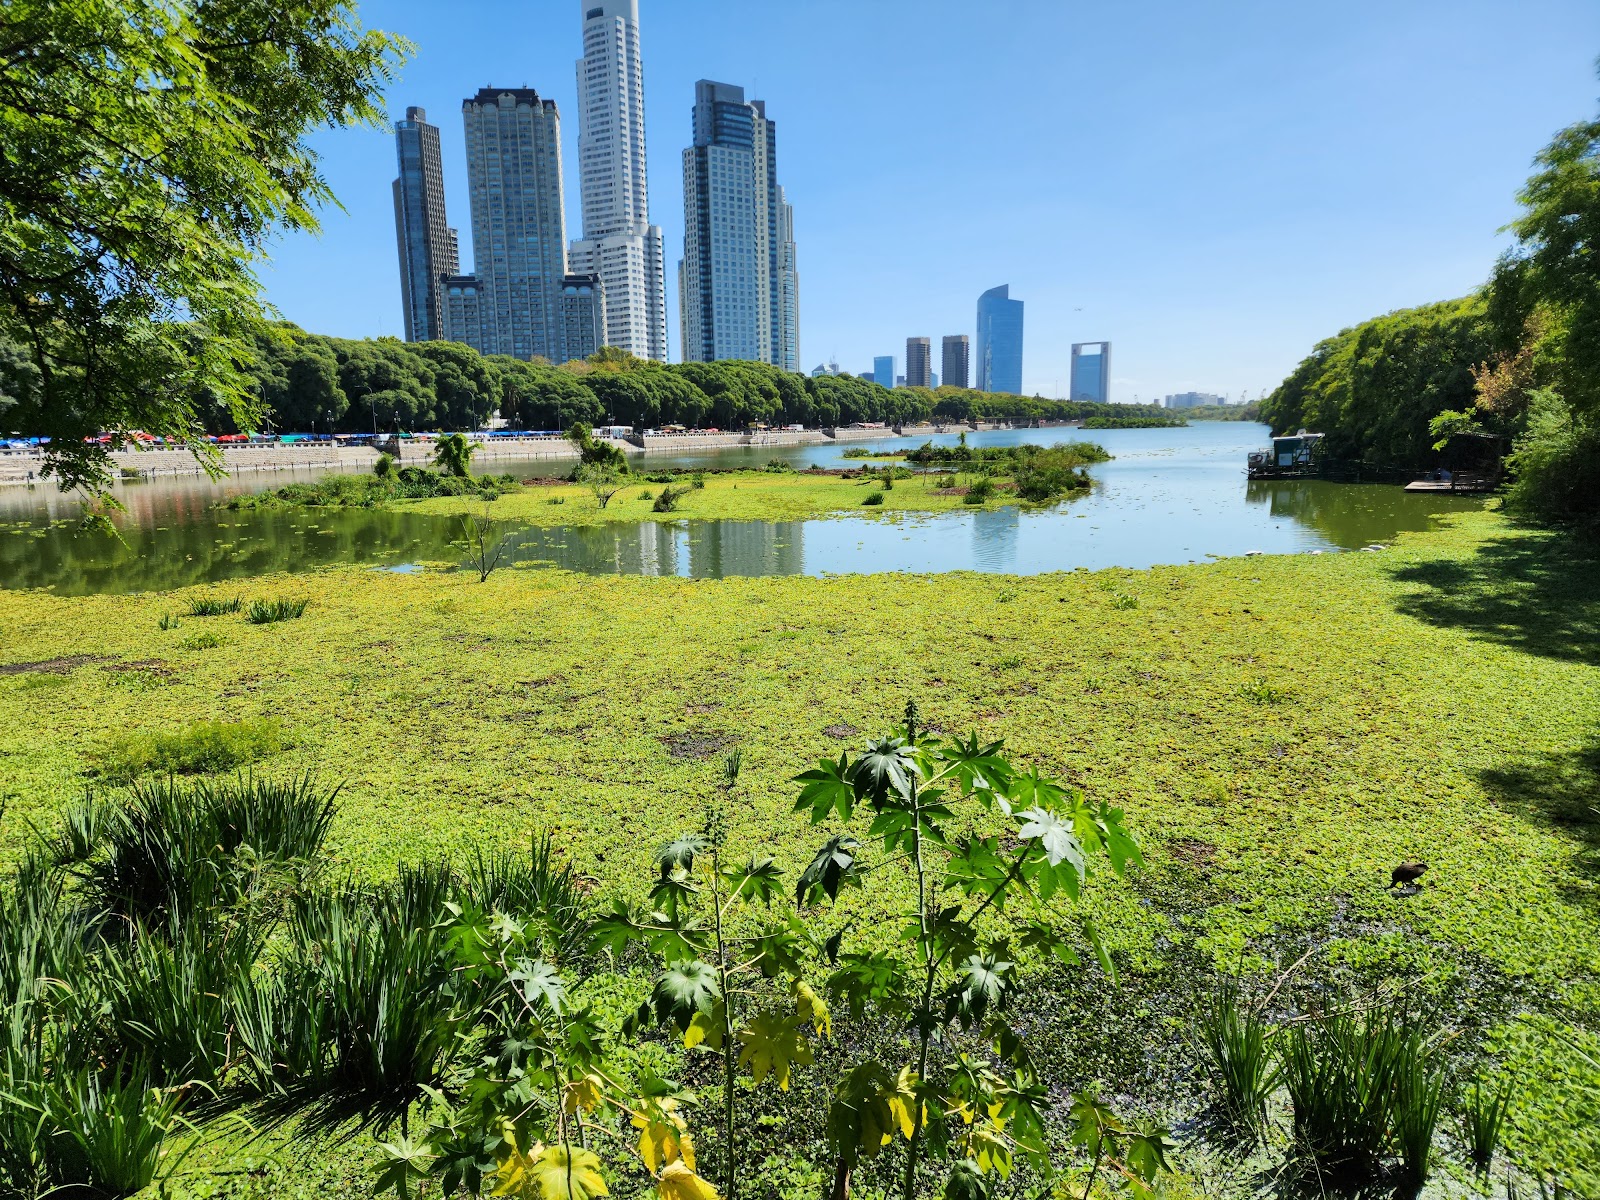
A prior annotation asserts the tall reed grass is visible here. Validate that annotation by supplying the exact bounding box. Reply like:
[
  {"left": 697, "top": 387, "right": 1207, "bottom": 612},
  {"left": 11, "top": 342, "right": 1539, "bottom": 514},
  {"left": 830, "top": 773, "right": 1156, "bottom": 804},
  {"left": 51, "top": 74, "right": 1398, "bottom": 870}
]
[{"left": 1196, "top": 978, "right": 1280, "bottom": 1140}]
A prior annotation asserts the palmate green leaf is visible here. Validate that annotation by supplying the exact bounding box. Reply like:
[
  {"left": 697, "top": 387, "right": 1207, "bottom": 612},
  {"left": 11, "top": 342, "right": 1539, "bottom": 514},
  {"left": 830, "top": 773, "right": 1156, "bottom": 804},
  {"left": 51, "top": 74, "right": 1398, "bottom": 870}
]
[
  {"left": 588, "top": 899, "right": 642, "bottom": 957},
  {"left": 1125, "top": 1123, "right": 1178, "bottom": 1183},
  {"left": 373, "top": 1135, "right": 434, "bottom": 1199},
  {"left": 657, "top": 834, "right": 706, "bottom": 878},
  {"left": 649, "top": 873, "right": 699, "bottom": 921},
  {"left": 723, "top": 855, "right": 783, "bottom": 906},
  {"left": 939, "top": 732, "right": 1014, "bottom": 798},
  {"left": 507, "top": 960, "right": 565, "bottom": 1014},
  {"left": 943, "top": 1158, "right": 989, "bottom": 1200},
  {"left": 796, "top": 834, "right": 860, "bottom": 904},
  {"left": 1097, "top": 802, "right": 1143, "bottom": 874},
  {"left": 946, "top": 953, "right": 1016, "bottom": 1029},
  {"left": 850, "top": 737, "right": 918, "bottom": 804},
  {"left": 435, "top": 1129, "right": 502, "bottom": 1198},
  {"left": 1018, "top": 919, "right": 1079, "bottom": 966},
  {"left": 794, "top": 754, "right": 856, "bottom": 823},
  {"left": 944, "top": 836, "right": 1012, "bottom": 898},
  {"left": 748, "top": 918, "right": 806, "bottom": 978},
  {"left": 827, "top": 951, "right": 911, "bottom": 1021},
  {"left": 1016, "top": 806, "right": 1087, "bottom": 874},
  {"left": 1007, "top": 765, "right": 1066, "bottom": 817},
  {"left": 736, "top": 1009, "right": 814, "bottom": 1090},
  {"left": 651, "top": 959, "right": 722, "bottom": 1032}
]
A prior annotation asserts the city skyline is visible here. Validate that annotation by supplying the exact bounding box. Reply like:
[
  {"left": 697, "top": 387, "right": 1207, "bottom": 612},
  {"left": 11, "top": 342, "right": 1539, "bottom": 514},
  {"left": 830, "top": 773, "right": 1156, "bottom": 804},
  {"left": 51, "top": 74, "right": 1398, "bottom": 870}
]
[{"left": 269, "top": 0, "right": 1598, "bottom": 398}]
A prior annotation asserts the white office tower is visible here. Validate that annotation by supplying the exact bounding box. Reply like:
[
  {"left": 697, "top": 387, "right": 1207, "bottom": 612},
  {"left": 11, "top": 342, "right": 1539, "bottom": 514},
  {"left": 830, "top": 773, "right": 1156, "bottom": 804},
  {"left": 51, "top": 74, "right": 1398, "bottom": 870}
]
[{"left": 571, "top": 0, "right": 668, "bottom": 361}]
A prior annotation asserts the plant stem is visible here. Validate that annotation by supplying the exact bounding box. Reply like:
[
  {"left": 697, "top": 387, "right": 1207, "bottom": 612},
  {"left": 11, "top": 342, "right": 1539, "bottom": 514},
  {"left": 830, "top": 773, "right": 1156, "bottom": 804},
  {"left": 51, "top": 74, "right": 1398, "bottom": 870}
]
[
  {"left": 710, "top": 848, "right": 737, "bottom": 1200},
  {"left": 901, "top": 743, "right": 936, "bottom": 1200}
]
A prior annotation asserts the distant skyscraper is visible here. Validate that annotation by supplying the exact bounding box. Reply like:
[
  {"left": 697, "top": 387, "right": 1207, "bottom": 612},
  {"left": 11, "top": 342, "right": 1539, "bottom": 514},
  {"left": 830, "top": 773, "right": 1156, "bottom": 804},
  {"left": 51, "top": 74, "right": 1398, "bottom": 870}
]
[
  {"left": 459, "top": 87, "right": 569, "bottom": 361},
  {"left": 559, "top": 274, "right": 607, "bottom": 362},
  {"left": 905, "top": 337, "right": 932, "bottom": 388},
  {"left": 975, "top": 285, "right": 1024, "bottom": 394},
  {"left": 941, "top": 335, "right": 970, "bottom": 390},
  {"left": 392, "top": 107, "right": 459, "bottom": 342},
  {"left": 678, "top": 81, "right": 799, "bottom": 367},
  {"left": 571, "top": 0, "right": 668, "bottom": 360},
  {"left": 440, "top": 274, "right": 484, "bottom": 352},
  {"left": 874, "top": 355, "right": 895, "bottom": 389},
  {"left": 1071, "top": 342, "right": 1112, "bottom": 403}
]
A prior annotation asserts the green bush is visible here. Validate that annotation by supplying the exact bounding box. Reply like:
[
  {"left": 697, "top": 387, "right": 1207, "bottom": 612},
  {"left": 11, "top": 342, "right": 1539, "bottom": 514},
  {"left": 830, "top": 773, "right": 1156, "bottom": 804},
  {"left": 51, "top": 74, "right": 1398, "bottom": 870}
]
[
  {"left": 653, "top": 485, "right": 689, "bottom": 513},
  {"left": 963, "top": 477, "right": 995, "bottom": 505},
  {"left": 1505, "top": 389, "right": 1600, "bottom": 528},
  {"left": 247, "top": 597, "right": 309, "bottom": 624},
  {"left": 178, "top": 631, "right": 226, "bottom": 650},
  {"left": 98, "top": 719, "right": 285, "bottom": 783},
  {"left": 861, "top": 491, "right": 885, "bottom": 506}
]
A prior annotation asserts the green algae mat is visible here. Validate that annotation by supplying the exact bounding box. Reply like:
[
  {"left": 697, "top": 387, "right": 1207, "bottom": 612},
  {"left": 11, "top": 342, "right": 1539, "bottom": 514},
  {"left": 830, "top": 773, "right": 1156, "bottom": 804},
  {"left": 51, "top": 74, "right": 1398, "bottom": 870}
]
[{"left": 0, "top": 508, "right": 1596, "bottom": 1193}]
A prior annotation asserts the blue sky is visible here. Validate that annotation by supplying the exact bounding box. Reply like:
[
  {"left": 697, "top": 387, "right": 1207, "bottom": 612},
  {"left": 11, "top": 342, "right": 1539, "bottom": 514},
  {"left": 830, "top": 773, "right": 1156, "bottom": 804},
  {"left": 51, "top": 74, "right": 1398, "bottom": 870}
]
[{"left": 261, "top": 0, "right": 1599, "bottom": 401}]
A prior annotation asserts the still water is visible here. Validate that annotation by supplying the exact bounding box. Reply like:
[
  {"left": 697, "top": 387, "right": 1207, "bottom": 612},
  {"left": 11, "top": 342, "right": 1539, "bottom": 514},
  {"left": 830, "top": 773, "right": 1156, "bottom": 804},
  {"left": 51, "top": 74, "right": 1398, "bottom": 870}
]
[{"left": 0, "top": 424, "right": 1480, "bottom": 595}]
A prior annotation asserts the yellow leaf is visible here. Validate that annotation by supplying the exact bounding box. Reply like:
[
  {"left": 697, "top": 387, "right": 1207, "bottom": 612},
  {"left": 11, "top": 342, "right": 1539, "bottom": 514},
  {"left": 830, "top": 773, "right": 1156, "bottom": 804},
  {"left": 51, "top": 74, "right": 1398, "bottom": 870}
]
[
  {"left": 793, "top": 981, "right": 831, "bottom": 1036},
  {"left": 564, "top": 1073, "right": 606, "bottom": 1115},
  {"left": 736, "top": 1011, "right": 813, "bottom": 1091},
  {"left": 885, "top": 1066, "right": 920, "bottom": 1139},
  {"left": 633, "top": 1101, "right": 694, "bottom": 1174},
  {"left": 684, "top": 1009, "right": 723, "bottom": 1051},
  {"left": 656, "top": 1160, "right": 719, "bottom": 1200},
  {"left": 493, "top": 1143, "right": 609, "bottom": 1200}
]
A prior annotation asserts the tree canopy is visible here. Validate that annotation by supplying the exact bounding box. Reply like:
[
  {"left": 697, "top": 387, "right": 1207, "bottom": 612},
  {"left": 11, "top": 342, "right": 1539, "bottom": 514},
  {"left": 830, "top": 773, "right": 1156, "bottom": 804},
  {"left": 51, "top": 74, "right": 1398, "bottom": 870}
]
[{"left": 0, "top": 0, "right": 409, "bottom": 491}]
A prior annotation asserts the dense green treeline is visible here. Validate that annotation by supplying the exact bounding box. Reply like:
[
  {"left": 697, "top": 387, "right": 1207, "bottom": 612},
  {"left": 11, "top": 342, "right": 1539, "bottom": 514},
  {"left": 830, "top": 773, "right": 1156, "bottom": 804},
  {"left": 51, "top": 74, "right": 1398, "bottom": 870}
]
[
  {"left": 239, "top": 327, "right": 1177, "bottom": 434},
  {"left": 1259, "top": 297, "right": 1493, "bottom": 465},
  {"left": 1261, "top": 68, "right": 1600, "bottom": 526}
]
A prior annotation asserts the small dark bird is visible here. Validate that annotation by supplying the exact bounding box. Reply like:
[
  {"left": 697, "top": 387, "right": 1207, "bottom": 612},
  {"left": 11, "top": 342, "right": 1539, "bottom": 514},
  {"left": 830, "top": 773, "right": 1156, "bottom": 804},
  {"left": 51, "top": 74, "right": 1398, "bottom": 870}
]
[{"left": 1389, "top": 861, "right": 1428, "bottom": 889}]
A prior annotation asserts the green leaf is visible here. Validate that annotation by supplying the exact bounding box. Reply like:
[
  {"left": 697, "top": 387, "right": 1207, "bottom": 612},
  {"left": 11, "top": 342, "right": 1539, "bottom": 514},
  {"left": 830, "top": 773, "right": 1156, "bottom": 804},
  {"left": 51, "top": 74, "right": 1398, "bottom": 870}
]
[
  {"left": 651, "top": 960, "right": 722, "bottom": 1031},
  {"left": 943, "top": 1159, "right": 989, "bottom": 1200},
  {"left": 657, "top": 834, "right": 706, "bottom": 878},
  {"left": 827, "top": 952, "right": 911, "bottom": 1021},
  {"left": 796, "top": 834, "right": 860, "bottom": 904},
  {"left": 794, "top": 755, "right": 855, "bottom": 823},
  {"left": 749, "top": 918, "right": 807, "bottom": 978},
  {"left": 1019, "top": 919, "right": 1079, "bottom": 965},
  {"left": 373, "top": 1135, "right": 434, "bottom": 1199},
  {"left": 945, "top": 953, "right": 1016, "bottom": 1030},
  {"left": 849, "top": 737, "right": 918, "bottom": 804},
  {"left": 1082, "top": 915, "right": 1116, "bottom": 982},
  {"left": 939, "top": 732, "right": 1014, "bottom": 798},
  {"left": 589, "top": 899, "right": 644, "bottom": 957},
  {"left": 1017, "top": 806, "right": 1086, "bottom": 874},
  {"left": 944, "top": 836, "right": 1012, "bottom": 898},
  {"left": 1125, "top": 1124, "right": 1177, "bottom": 1183},
  {"left": 736, "top": 1009, "right": 814, "bottom": 1090},
  {"left": 508, "top": 960, "right": 565, "bottom": 1014},
  {"left": 724, "top": 855, "right": 784, "bottom": 906}
]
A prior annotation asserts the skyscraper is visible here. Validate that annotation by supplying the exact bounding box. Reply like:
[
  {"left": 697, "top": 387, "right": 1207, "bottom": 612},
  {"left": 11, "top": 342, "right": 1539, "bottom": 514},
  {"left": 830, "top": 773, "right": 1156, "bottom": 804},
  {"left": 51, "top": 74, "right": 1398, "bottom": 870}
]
[
  {"left": 905, "top": 337, "right": 932, "bottom": 388},
  {"left": 459, "top": 87, "right": 569, "bottom": 361},
  {"left": 942, "top": 335, "right": 970, "bottom": 390},
  {"left": 392, "top": 107, "right": 458, "bottom": 343},
  {"left": 559, "top": 274, "right": 607, "bottom": 362},
  {"left": 571, "top": 0, "right": 668, "bottom": 361},
  {"left": 1071, "top": 342, "right": 1112, "bottom": 403},
  {"left": 874, "top": 355, "right": 895, "bottom": 389},
  {"left": 975, "top": 285, "right": 1024, "bottom": 394},
  {"left": 678, "top": 81, "right": 799, "bottom": 367}
]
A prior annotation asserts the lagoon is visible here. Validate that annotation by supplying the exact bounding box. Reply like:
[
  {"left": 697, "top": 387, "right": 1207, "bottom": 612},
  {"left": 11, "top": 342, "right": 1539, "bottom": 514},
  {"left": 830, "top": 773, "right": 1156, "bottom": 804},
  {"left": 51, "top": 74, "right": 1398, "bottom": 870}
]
[{"left": 0, "top": 423, "right": 1481, "bottom": 594}]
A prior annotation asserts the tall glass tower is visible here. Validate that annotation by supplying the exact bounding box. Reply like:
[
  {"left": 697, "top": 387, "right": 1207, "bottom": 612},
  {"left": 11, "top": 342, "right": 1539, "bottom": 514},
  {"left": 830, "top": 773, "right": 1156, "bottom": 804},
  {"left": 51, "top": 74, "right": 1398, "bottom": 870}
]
[
  {"left": 391, "top": 107, "right": 458, "bottom": 342},
  {"left": 571, "top": 0, "right": 668, "bottom": 361},
  {"left": 1071, "top": 342, "right": 1111, "bottom": 403},
  {"left": 975, "top": 285, "right": 1024, "bottom": 394},
  {"left": 460, "top": 87, "right": 568, "bottom": 361},
  {"left": 678, "top": 81, "right": 799, "bottom": 367}
]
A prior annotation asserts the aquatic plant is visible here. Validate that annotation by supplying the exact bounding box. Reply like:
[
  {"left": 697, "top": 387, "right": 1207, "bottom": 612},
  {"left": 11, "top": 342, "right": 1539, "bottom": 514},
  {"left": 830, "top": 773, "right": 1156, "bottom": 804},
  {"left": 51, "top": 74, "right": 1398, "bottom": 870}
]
[
  {"left": 186, "top": 596, "right": 242, "bottom": 617},
  {"left": 97, "top": 719, "right": 285, "bottom": 783},
  {"left": 247, "top": 597, "right": 310, "bottom": 624}
]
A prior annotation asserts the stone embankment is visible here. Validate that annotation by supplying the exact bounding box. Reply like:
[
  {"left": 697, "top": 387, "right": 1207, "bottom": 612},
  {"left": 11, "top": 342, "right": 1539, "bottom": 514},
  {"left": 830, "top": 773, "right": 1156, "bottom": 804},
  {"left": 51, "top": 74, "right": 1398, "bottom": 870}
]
[{"left": 0, "top": 421, "right": 1053, "bottom": 487}]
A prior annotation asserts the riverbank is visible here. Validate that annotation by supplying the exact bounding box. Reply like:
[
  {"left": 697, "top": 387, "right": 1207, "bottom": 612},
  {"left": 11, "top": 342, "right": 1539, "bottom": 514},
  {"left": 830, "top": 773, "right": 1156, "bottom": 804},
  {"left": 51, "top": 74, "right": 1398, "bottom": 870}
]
[
  {"left": 0, "top": 422, "right": 1034, "bottom": 487},
  {"left": 0, "top": 509, "right": 1596, "bottom": 1192}
]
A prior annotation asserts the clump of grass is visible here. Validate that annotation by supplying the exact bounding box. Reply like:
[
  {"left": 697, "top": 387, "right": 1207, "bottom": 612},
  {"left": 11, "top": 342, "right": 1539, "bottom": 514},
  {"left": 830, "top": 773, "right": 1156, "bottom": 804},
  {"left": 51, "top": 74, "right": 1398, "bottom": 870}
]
[
  {"left": 247, "top": 598, "right": 310, "bottom": 625},
  {"left": 1109, "top": 592, "right": 1140, "bottom": 610},
  {"left": 637, "top": 489, "right": 654, "bottom": 501},
  {"left": 229, "top": 959, "right": 331, "bottom": 1096},
  {"left": 861, "top": 491, "right": 885, "bottom": 506},
  {"left": 40, "top": 1066, "right": 185, "bottom": 1198},
  {"left": 936, "top": 473, "right": 957, "bottom": 489},
  {"left": 98, "top": 719, "right": 285, "bottom": 783},
  {"left": 996, "top": 588, "right": 1018, "bottom": 603},
  {"left": 1240, "top": 679, "right": 1289, "bottom": 704},
  {"left": 1281, "top": 998, "right": 1445, "bottom": 1189},
  {"left": 963, "top": 477, "right": 995, "bottom": 505},
  {"left": 42, "top": 793, "right": 114, "bottom": 866},
  {"left": 1459, "top": 1077, "right": 1513, "bottom": 1176},
  {"left": 464, "top": 835, "right": 589, "bottom": 966},
  {"left": 186, "top": 596, "right": 242, "bottom": 617},
  {"left": 691, "top": 471, "right": 707, "bottom": 489},
  {"left": 1197, "top": 979, "right": 1280, "bottom": 1142},
  {"left": 546, "top": 495, "right": 566, "bottom": 505},
  {"left": 178, "top": 631, "right": 225, "bottom": 651},
  {"left": 157, "top": 613, "right": 181, "bottom": 631},
  {"left": 82, "top": 773, "right": 337, "bottom": 922}
]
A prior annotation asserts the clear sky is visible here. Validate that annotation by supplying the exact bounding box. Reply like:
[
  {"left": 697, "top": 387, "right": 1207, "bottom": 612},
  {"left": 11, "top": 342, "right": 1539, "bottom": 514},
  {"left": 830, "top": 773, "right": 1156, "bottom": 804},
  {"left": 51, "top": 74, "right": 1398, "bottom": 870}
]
[{"left": 261, "top": 0, "right": 1599, "bottom": 401}]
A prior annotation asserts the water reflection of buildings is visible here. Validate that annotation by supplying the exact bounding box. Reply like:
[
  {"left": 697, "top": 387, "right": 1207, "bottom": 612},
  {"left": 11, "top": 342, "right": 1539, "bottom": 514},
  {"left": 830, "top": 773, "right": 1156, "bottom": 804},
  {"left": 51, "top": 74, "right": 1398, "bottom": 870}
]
[
  {"left": 969, "top": 506, "right": 1020, "bottom": 572},
  {"left": 542, "top": 520, "right": 807, "bottom": 578}
]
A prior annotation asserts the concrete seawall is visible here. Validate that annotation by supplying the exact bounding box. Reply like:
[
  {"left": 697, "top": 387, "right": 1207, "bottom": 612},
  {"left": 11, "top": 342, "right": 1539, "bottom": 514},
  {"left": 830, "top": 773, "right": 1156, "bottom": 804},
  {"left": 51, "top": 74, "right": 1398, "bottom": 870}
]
[{"left": 0, "top": 421, "right": 1044, "bottom": 487}]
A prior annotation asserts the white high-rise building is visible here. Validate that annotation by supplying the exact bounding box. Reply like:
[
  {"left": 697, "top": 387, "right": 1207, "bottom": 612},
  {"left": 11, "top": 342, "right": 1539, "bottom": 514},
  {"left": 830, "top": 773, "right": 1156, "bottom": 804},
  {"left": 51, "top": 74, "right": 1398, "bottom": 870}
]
[
  {"left": 678, "top": 81, "right": 799, "bottom": 368},
  {"left": 571, "top": 0, "right": 668, "bottom": 361}
]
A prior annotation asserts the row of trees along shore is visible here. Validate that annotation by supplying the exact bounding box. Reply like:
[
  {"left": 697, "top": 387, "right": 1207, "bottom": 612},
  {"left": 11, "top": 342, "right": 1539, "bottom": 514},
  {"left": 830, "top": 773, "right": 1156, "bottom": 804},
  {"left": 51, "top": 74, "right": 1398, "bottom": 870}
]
[
  {"left": 244, "top": 330, "right": 1175, "bottom": 437},
  {"left": 1260, "top": 64, "right": 1600, "bottom": 527}
]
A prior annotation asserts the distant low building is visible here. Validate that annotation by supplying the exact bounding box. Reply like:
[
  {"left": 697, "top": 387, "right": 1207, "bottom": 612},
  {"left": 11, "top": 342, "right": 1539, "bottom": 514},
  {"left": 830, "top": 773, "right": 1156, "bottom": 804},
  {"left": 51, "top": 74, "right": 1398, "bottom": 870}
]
[
  {"left": 874, "top": 355, "right": 895, "bottom": 388},
  {"left": 1164, "top": 390, "right": 1225, "bottom": 409},
  {"left": 1070, "top": 341, "right": 1111, "bottom": 403}
]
